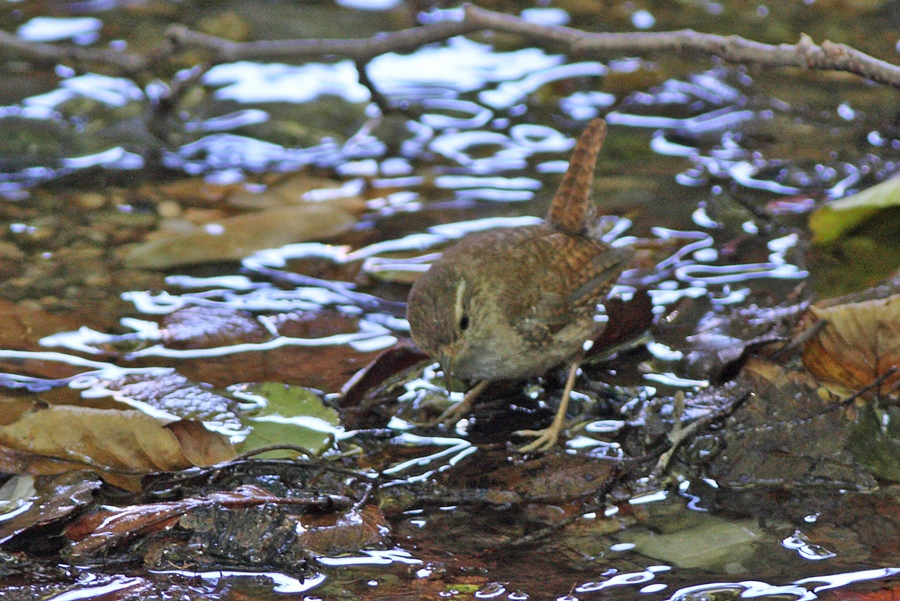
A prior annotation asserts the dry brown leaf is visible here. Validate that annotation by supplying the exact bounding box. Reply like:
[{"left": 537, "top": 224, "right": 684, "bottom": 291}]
[
  {"left": 802, "top": 294, "right": 900, "bottom": 394},
  {"left": 166, "top": 420, "right": 236, "bottom": 466},
  {"left": 0, "top": 405, "right": 236, "bottom": 479}
]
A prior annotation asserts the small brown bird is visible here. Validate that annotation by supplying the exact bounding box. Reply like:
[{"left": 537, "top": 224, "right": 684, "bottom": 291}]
[{"left": 406, "top": 118, "right": 632, "bottom": 451}]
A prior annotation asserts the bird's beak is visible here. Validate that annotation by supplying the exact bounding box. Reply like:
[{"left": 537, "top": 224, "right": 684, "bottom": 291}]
[{"left": 439, "top": 355, "right": 454, "bottom": 396}]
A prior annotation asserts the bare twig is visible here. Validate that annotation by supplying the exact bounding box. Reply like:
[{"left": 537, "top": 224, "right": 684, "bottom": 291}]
[
  {"left": 2, "top": 6, "right": 900, "bottom": 90},
  {"left": 462, "top": 6, "right": 900, "bottom": 88},
  {"left": 165, "top": 18, "right": 480, "bottom": 64},
  {"left": 839, "top": 366, "right": 899, "bottom": 405},
  {"left": 0, "top": 29, "right": 149, "bottom": 72},
  {"left": 771, "top": 317, "right": 826, "bottom": 361},
  {"left": 652, "top": 390, "right": 752, "bottom": 479}
]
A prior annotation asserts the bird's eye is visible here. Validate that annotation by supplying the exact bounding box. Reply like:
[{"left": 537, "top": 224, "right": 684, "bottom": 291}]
[{"left": 459, "top": 314, "right": 469, "bottom": 331}]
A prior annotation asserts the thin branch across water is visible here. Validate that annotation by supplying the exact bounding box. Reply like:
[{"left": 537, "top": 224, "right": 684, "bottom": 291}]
[{"left": 2, "top": 6, "right": 900, "bottom": 90}]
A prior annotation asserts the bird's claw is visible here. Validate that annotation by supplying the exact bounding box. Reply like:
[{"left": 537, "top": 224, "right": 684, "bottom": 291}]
[
  {"left": 436, "top": 400, "right": 470, "bottom": 428},
  {"left": 513, "top": 426, "right": 561, "bottom": 453}
]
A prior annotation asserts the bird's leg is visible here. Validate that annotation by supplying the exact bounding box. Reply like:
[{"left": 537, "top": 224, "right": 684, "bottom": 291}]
[
  {"left": 515, "top": 362, "right": 579, "bottom": 452},
  {"left": 436, "top": 379, "right": 489, "bottom": 427}
]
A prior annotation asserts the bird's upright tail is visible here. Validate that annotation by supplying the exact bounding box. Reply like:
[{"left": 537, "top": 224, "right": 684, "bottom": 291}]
[{"left": 547, "top": 118, "right": 607, "bottom": 236}]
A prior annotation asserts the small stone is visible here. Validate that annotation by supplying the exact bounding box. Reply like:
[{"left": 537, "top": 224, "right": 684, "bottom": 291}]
[
  {"left": 157, "top": 200, "right": 182, "bottom": 219},
  {"left": 0, "top": 241, "right": 24, "bottom": 260},
  {"left": 76, "top": 192, "right": 107, "bottom": 210}
]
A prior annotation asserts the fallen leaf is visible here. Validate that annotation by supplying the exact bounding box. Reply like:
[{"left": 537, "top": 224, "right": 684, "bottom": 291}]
[
  {"left": 103, "top": 372, "right": 244, "bottom": 434},
  {"left": 0, "top": 472, "right": 102, "bottom": 548},
  {"left": 295, "top": 505, "right": 387, "bottom": 555},
  {"left": 616, "top": 514, "right": 761, "bottom": 570},
  {"left": 65, "top": 484, "right": 279, "bottom": 556},
  {"left": 802, "top": 294, "right": 900, "bottom": 394},
  {"left": 695, "top": 357, "right": 876, "bottom": 490},
  {"left": 238, "top": 383, "right": 340, "bottom": 457},
  {"left": 809, "top": 175, "right": 900, "bottom": 243},
  {"left": 161, "top": 305, "right": 270, "bottom": 349},
  {"left": 0, "top": 299, "right": 115, "bottom": 378},
  {"left": 227, "top": 173, "right": 351, "bottom": 209},
  {"left": 0, "top": 405, "right": 235, "bottom": 488},
  {"left": 124, "top": 200, "right": 363, "bottom": 269},
  {"left": 153, "top": 178, "right": 243, "bottom": 205}
]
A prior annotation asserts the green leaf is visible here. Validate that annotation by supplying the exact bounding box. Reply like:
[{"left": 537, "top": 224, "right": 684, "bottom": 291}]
[
  {"left": 809, "top": 175, "right": 900, "bottom": 244},
  {"left": 237, "top": 383, "right": 341, "bottom": 458}
]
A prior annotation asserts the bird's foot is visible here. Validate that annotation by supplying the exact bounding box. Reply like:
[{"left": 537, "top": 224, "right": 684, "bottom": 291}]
[
  {"left": 514, "top": 423, "right": 564, "bottom": 453},
  {"left": 434, "top": 380, "right": 488, "bottom": 428},
  {"left": 436, "top": 398, "right": 472, "bottom": 427},
  {"left": 513, "top": 362, "right": 579, "bottom": 453}
]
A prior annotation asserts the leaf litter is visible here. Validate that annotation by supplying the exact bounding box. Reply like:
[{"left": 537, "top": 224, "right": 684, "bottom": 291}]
[{"left": 5, "top": 231, "right": 900, "bottom": 585}]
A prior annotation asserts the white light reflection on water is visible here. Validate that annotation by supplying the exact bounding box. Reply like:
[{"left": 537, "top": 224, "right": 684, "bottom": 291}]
[
  {"left": 435, "top": 175, "right": 542, "bottom": 190},
  {"left": 17, "top": 17, "right": 102, "bottom": 44},
  {"left": 675, "top": 262, "right": 807, "bottom": 285},
  {"left": 120, "top": 319, "right": 395, "bottom": 359},
  {"left": 206, "top": 61, "right": 369, "bottom": 104},
  {"left": 561, "top": 90, "right": 616, "bottom": 120},
  {"left": 151, "top": 569, "right": 326, "bottom": 594},
  {"left": 796, "top": 568, "right": 900, "bottom": 591},
  {"left": 576, "top": 569, "right": 657, "bottom": 593},
  {"left": 782, "top": 531, "right": 837, "bottom": 561},
  {"left": 480, "top": 62, "right": 607, "bottom": 109},
  {"left": 27, "top": 74, "right": 144, "bottom": 109},
  {"left": 62, "top": 147, "right": 143, "bottom": 170},
  {"left": 318, "top": 549, "right": 423, "bottom": 567},
  {"left": 563, "top": 568, "right": 900, "bottom": 601},
  {"left": 382, "top": 432, "right": 474, "bottom": 483},
  {"left": 606, "top": 107, "right": 754, "bottom": 132},
  {"left": 643, "top": 373, "right": 708, "bottom": 387},
  {"left": 420, "top": 98, "right": 493, "bottom": 129},
  {"left": 42, "top": 577, "right": 146, "bottom": 601},
  {"left": 373, "top": 37, "right": 562, "bottom": 97}
]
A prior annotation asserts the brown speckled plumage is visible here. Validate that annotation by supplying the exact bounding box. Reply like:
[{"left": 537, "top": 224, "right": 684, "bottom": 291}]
[{"left": 405, "top": 118, "right": 632, "bottom": 450}]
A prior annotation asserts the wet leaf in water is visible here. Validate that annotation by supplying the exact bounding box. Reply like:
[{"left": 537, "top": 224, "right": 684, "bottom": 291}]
[
  {"left": 152, "top": 178, "right": 244, "bottom": 205},
  {"left": 0, "top": 472, "right": 102, "bottom": 549},
  {"left": 161, "top": 305, "right": 270, "bottom": 349},
  {"left": 692, "top": 357, "right": 876, "bottom": 490},
  {"left": 124, "top": 200, "right": 363, "bottom": 269},
  {"left": 442, "top": 451, "right": 618, "bottom": 504},
  {"left": 802, "top": 294, "right": 900, "bottom": 394},
  {"left": 0, "top": 405, "right": 235, "bottom": 490},
  {"left": 238, "top": 382, "right": 340, "bottom": 457},
  {"left": 586, "top": 289, "right": 654, "bottom": 358},
  {"left": 0, "top": 299, "right": 115, "bottom": 378},
  {"left": 809, "top": 175, "right": 900, "bottom": 244},
  {"left": 616, "top": 514, "right": 761, "bottom": 570},
  {"left": 341, "top": 340, "right": 432, "bottom": 412},
  {"left": 64, "top": 484, "right": 281, "bottom": 557},
  {"left": 103, "top": 371, "right": 243, "bottom": 434},
  {"left": 294, "top": 505, "right": 387, "bottom": 555}
]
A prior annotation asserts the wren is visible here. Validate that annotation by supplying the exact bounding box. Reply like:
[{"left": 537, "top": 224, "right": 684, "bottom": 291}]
[{"left": 406, "top": 118, "right": 632, "bottom": 452}]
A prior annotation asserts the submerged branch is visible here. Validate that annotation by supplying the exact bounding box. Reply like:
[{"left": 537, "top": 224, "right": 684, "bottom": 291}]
[{"left": 2, "top": 5, "right": 900, "bottom": 89}]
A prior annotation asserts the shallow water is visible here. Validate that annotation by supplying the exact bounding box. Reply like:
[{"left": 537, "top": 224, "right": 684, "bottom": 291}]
[{"left": 2, "top": 1, "right": 900, "bottom": 600}]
